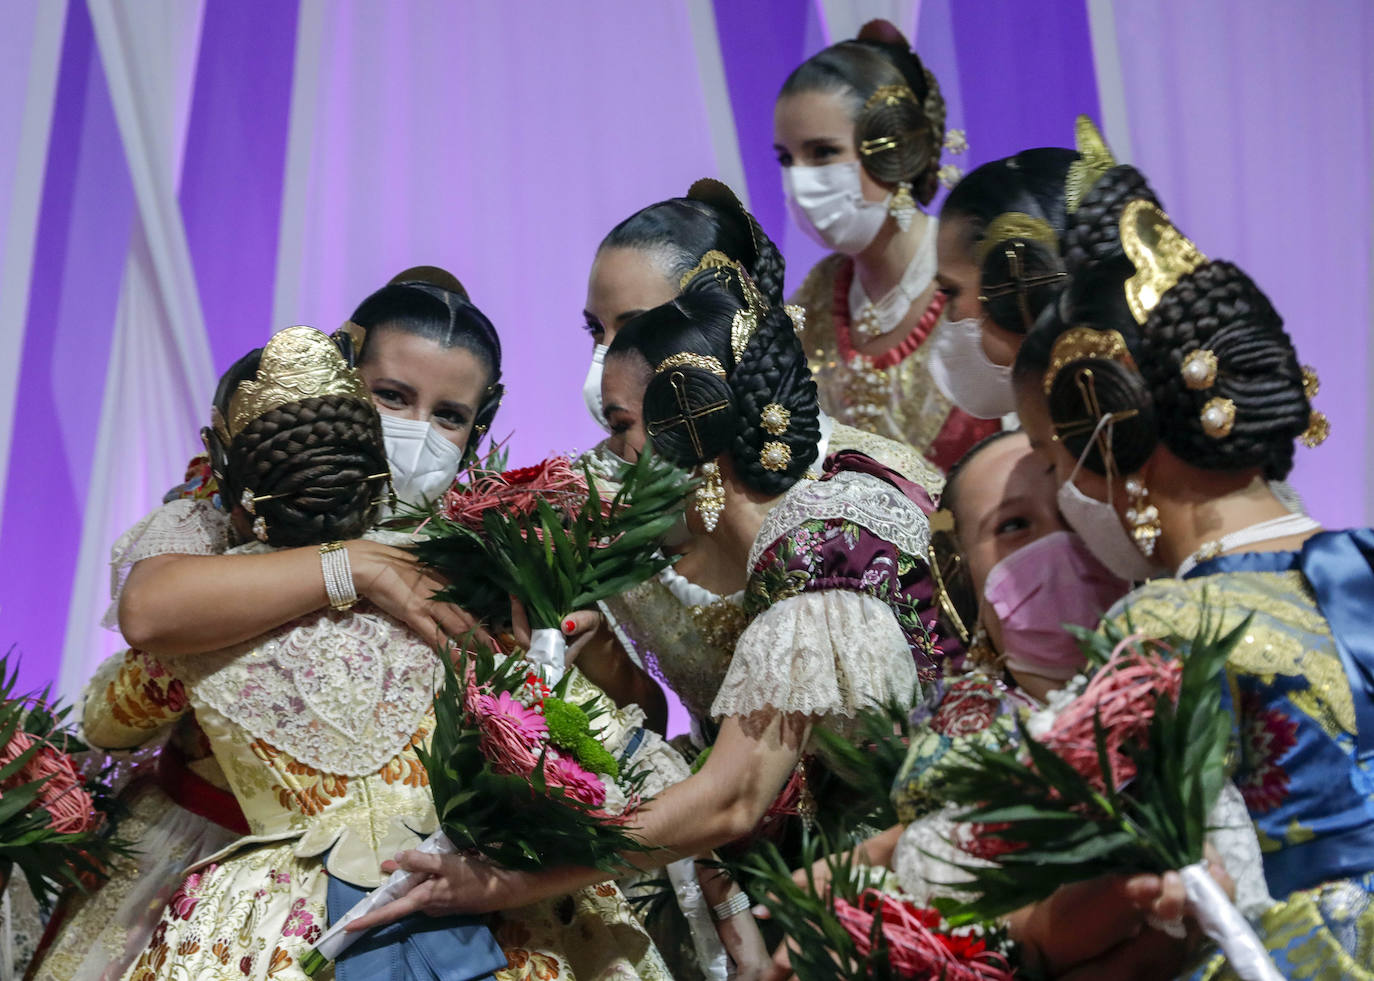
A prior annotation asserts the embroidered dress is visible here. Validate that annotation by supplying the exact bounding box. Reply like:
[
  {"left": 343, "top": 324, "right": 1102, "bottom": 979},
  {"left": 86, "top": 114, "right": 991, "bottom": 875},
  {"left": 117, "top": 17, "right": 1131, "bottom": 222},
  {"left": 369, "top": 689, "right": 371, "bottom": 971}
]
[
  {"left": 77, "top": 501, "right": 669, "bottom": 981},
  {"left": 1107, "top": 531, "right": 1374, "bottom": 979},
  {"left": 710, "top": 451, "right": 946, "bottom": 735},
  {"left": 791, "top": 250, "right": 999, "bottom": 472},
  {"left": 597, "top": 420, "right": 944, "bottom": 745}
]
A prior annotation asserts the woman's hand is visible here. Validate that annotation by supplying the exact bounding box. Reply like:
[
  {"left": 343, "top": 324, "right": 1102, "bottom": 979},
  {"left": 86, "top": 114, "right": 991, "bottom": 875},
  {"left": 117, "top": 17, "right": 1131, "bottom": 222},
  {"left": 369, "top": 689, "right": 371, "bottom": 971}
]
[
  {"left": 509, "top": 599, "right": 600, "bottom": 665},
  {"left": 348, "top": 540, "right": 490, "bottom": 650},
  {"left": 715, "top": 907, "right": 770, "bottom": 981}
]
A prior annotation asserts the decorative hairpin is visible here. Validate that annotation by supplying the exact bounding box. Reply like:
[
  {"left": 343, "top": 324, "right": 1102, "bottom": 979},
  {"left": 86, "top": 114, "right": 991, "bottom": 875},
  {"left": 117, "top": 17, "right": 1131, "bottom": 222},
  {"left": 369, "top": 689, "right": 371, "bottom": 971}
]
[
  {"left": 1200, "top": 397, "right": 1236, "bottom": 439},
  {"left": 1064, "top": 115, "right": 1117, "bottom": 215},
  {"left": 1299, "top": 365, "right": 1329, "bottom": 447},
  {"left": 1120, "top": 200, "right": 1207, "bottom": 324},
  {"left": 677, "top": 249, "right": 769, "bottom": 361},
  {"left": 1180, "top": 348, "right": 1218, "bottom": 390},
  {"left": 759, "top": 442, "right": 792, "bottom": 472},
  {"left": 1042, "top": 327, "right": 1133, "bottom": 395},
  {"left": 760, "top": 403, "right": 790, "bottom": 436},
  {"left": 864, "top": 84, "right": 916, "bottom": 110},
  {"left": 655, "top": 352, "right": 726, "bottom": 378},
  {"left": 974, "top": 212, "right": 1060, "bottom": 267}
]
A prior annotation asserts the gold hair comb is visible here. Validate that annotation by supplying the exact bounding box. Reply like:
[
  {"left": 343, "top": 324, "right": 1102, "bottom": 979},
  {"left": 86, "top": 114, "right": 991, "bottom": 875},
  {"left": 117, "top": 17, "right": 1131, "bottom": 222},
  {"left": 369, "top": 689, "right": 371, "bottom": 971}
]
[
  {"left": 1120, "top": 200, "right": 1207, "bottom": 324},
  {"left": 1064, "top": 115, "right": 1116, "bottom": 214},
  {"left": 974, "top": 212, "right": 1060, "bottom": 267}
]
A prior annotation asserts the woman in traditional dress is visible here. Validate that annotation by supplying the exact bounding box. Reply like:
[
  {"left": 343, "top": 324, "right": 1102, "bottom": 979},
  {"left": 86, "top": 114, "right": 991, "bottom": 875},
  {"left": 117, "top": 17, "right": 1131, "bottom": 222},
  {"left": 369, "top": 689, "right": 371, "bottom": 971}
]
[
  {"left": 29, "top": 274, "right": 500, "bottom": 981},
  {"left": 1012, "top": 197, "right": 1371, "bottom": 977},
  {"left": 99, "top": 326, "right": 671, "bottom": 981},
  {"left": 349, "top": 251, "right": 953, "bottom": 936},
  {"left": 579, "top": 180, "right": 942, "bottom": 749},
  {"left": 775, "top": 20, "right": 998, "bottom": 470}
]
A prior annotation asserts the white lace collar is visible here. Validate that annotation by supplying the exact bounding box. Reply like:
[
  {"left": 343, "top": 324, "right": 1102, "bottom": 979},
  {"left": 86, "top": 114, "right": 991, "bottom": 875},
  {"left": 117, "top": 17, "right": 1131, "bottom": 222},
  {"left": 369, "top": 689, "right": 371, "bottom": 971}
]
[{"left": 847, "top": 217, "right": 938, "bottom": 339}]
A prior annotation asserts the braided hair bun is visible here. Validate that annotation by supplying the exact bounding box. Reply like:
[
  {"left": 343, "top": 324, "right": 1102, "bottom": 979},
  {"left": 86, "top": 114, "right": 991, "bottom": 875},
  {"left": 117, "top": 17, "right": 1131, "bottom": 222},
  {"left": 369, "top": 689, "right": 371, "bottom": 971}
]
[
  {"left": 1061, "top": 164, "right": 1161, "bottom": 277},
  {"left": 610, "top": 262, "right": 821, "bottom": 495}
]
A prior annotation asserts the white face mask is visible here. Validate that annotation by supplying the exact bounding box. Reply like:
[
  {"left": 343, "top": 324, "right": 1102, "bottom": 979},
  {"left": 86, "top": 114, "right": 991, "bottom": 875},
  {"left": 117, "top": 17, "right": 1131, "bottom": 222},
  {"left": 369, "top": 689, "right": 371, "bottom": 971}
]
[
  {"left": 1054, "top": 414, "right": 1158, "bottom": 582},
  {"left": 582, "top": 344, "right": 611, "bottom": 433},
  {"left": 380, "top": 414, "right": 463, "bottom": 507},
  {"left": 927, "top": 317, "right": 1015, "bottom": 419},
  {"left": 783, "top": 161, "right": 890, "bottom": 255}
]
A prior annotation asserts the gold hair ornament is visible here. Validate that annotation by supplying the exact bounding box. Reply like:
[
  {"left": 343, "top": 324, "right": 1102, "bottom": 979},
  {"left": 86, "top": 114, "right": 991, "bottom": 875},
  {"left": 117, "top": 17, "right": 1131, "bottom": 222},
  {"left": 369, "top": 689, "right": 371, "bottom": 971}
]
[
  {"left": 974, "top": 212, "right": 1059, "bottom": 267},
  {"left": 216, "top": 326, "right": 372, "bottom": 443},
  {"left": 1120, "top": 200, "right": 1207, "bottom": 325},
  {"left": 784, "top": 304, "right": 806, "bottom": 334},
  {"left": 1042, "top": 327, "right": 1133, "bottom": 395},
  {"left": 645, "top": 371, "right": 731, "bottom": 460},
  {"left": 1200, "top": 397, "right": 1236, "bottom": 439},
  {"left": 678, "top": 249, "right": 769, "bottom": 362},
  {"left": 1301, "top": 365, "right": 1320, "bottom": 400},
  {"left": 1049, "top": 366, "right": 1139, "bottom": 480},
  {"left": 759, "top": 441, "right": 792, "bottom": 472},
  {"left": 1301, "top": 410, "right": 1330, "bottom": 448},
  {"left": 926, "top": 542, "right": 970, "bottom": 646},
  {"left": 655, "top": 352, "right": 726, "bottom": 378},
  {"left": 864, "top": 84, "right": 917, "bottom": 111},
  {"left": 1180, "top": 349, "right": 1218, "bottom": 391},
  {"left": 760, "top": 403, "right": 790, "bottom": 436},
  {"left": 1064, "top": 115, "right": 1117, "bottom": 215},
  {"left": 860, "top": 136, "right": 899, "bottom": 157},
  {"left": 337, "top": 319, "right": 367, "bottom": 352},
  {"left": 978, "top": 240, "right": 1068, "bottom": 331}
]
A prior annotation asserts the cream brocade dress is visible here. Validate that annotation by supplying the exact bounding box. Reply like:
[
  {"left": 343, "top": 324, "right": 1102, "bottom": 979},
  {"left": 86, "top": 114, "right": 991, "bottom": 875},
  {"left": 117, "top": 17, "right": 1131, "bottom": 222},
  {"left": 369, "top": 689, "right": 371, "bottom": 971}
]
[{"left": 77, "top": 500, "right": 670, "bottom": 981}]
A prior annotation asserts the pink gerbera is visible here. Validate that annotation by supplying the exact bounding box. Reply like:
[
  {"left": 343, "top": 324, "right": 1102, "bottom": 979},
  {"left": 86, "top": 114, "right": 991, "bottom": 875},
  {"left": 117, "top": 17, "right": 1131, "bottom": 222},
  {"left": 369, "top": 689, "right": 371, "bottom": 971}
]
[
  {"left": 544, "top": 753, "right": 606, "bottom": 808},
  {"left": 477, "top": 691, "right": 547, "bottom": 776}
]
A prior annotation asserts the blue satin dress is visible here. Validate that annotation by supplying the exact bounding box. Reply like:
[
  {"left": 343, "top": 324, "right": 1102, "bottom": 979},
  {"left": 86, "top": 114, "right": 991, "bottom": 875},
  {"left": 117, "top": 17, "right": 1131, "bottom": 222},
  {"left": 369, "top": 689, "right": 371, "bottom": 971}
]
[{"left": 1109, "top": 529, "right": 1374, "bottom": 978}]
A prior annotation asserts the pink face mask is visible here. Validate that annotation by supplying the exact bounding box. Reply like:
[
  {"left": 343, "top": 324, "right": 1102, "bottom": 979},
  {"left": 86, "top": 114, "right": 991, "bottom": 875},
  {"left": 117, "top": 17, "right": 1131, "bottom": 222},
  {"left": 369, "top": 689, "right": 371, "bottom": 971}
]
[{"left": 982, "top": 531, "right": 1131, "bottom": 680}]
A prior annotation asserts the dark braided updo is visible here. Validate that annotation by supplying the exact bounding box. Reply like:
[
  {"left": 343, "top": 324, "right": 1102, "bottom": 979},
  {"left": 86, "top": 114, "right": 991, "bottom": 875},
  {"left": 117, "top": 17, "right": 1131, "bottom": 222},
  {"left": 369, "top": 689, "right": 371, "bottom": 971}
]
[
  {"left": 1060, "top": 164, "right": 1161, "bottom": 277},
  {"left": 600, "top": 181, "right": 786, "bottom": 307},
  {"left": 780, "top": 20, "right": 945, "bottom": 206},
  {"left": 209, "top": 345, "right": 389, "bottom": 549},
  {"left": 1017, "top": 227, "right": 1313, "bottom": 482},
  {"left": 608, "top": 264, "right": 821, "bottom": 495}
]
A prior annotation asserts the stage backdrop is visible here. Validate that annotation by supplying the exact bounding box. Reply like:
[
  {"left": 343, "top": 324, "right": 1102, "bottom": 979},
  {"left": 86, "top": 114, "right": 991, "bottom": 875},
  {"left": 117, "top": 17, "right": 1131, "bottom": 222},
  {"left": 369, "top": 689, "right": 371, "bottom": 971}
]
[{"left": 1, "top": 1, "right": 1370, "bottom": 732}]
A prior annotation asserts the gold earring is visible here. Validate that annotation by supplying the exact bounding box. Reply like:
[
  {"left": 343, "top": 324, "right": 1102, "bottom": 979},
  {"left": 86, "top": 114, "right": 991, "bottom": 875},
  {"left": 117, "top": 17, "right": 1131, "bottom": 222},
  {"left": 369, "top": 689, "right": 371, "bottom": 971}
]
[
  {"left": 966, "top": 622, "right": 1003, "bottom": 671},
  {"left": 693, "top": 461, "right": 725, "bottom": 532},
  {"left": 1124, "top": 476, "right": 1161, "bottom": 557},
  {"left": 888, "top": 181, "right": 917, "bottom": 231},
  {"left": 252, "top": 516, "right": 269, "bottom": 542}
]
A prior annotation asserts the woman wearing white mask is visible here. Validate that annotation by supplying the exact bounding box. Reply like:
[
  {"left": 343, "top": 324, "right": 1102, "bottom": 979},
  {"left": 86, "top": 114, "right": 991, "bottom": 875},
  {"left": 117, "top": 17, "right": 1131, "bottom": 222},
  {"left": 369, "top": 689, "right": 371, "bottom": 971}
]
[
  {"left": 30, "top": 273, "right": 500, "bottom": 981},
  {"left": 776, "top": 19, "right": 998, "bottom": 471},
  {"left": 1012, "top": 199, "right": 1372, "bottom": 978},
  {"left": 930, "top": 118, "right": 1160, "bottom": 422}
]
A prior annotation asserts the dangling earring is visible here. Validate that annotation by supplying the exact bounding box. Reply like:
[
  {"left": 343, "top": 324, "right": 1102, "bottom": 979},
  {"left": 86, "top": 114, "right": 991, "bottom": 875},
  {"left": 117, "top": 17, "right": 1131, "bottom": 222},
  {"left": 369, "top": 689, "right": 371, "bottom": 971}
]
[
  {"left": 1124, "top": 476, "right": 1161, "bottom": 557},
  {"left": 693, "top": 461, "right": 725, "bottom": 533},
  {"left": 888, "top": 180, "right": 917, "bottom": 232},
  {"left": 966, "top": 622, "right": 1003, "bottom": 671},
  {"left": 252, "top": 516, "right": 269, "bottom": 542}
]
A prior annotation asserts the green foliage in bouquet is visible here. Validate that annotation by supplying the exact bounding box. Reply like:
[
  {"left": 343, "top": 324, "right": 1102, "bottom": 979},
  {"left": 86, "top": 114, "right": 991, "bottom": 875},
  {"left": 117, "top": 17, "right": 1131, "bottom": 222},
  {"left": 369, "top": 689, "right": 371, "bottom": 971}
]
[
  {"left": 416, "top": 641, "right": 653, "bottom": 873},
  {"left": 742, "top": 829, "right": 1017, "bottom": 981},
  {"left": 932, "top": 609, "right": 1241, "bottom": 919},
  {"left": 810, "top": 697, "right": 917, "bottom": 831},
  {"left": 413, "top": 447, "right": 693, "bottom": 630},
  {"left": 0, "top": 657, "right": 130, "bottom": 908}
]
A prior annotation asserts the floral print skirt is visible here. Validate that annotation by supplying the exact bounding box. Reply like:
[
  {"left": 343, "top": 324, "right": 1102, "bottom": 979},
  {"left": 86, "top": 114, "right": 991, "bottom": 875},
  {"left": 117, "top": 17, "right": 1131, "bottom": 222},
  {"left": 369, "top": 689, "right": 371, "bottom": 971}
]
[{"left": 120, "top": 844, "right": 670, "bottom": 981}]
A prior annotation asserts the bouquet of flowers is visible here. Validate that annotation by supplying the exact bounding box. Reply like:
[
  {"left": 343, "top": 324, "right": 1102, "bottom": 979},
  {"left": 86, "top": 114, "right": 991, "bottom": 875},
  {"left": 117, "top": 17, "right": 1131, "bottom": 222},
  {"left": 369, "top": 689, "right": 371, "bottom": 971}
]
[
  {"left": 304, "top": 449, "right": 690, "bottom": 974},
  {"left": 412, "top": 448, "right": 693, "bottom": 679},
  {"left": 934, "top": 611, "right": 1281, "bottom": 980},
  {"left": 0, "top": 654, "right": 125, "bottom": 907},
  {"left": 743, "top": 830, "right": 1018, "bottom": 981}
]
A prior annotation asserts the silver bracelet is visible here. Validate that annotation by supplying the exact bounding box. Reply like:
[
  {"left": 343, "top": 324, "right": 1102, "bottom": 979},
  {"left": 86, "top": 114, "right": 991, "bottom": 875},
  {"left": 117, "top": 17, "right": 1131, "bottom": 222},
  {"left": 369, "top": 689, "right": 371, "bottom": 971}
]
[
  {"left": 319, "top": 542, "right": 357, "bottom": 611},
  {"left": 711, "top": 891, "right": 751, "bottom": 922}
]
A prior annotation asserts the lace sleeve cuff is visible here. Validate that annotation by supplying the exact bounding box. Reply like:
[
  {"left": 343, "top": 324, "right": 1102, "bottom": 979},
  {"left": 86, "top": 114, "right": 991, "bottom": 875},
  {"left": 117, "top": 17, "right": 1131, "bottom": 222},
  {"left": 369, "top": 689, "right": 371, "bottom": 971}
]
[
  {"left": 104, "top": 499, "right": 232, "bottom": 628},
  {"left": 710, "top": 590, "right": 917, "bottom": 725}
]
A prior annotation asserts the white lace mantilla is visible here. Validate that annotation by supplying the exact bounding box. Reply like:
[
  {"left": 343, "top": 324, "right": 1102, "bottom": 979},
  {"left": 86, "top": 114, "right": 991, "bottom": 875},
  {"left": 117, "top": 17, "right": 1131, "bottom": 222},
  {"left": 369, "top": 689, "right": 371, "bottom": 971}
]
[
  {"left": 171, "top": 607, "right": 441, "bottom": 778},
  {"left": 104, "top": 498, "right": 232, "bottom": 627},
  {"left": 711, "top": 590, "right": 917, "bottom": 730},
  {"left": 748, "top": 470, "right": 930, "bottom": 573}
]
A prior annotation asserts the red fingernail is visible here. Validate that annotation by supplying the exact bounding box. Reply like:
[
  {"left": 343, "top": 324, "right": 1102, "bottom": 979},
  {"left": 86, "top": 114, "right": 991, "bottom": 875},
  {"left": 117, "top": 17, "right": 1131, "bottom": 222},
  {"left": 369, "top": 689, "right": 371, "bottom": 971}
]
[{"left": 563, "top": 619, "right": 576, "bottom": 633}]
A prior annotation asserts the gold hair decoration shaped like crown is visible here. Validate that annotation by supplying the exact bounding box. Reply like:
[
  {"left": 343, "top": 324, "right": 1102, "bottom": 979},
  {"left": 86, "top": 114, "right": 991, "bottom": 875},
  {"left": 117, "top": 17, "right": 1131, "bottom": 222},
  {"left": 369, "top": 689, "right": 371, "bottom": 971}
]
[
  {"left": 974, "top": 212, "right": 1060, "bottom": 267},
  {"left": 864, "top": 84, "right": 917, "bottom": 111},
  {"left": 655, "top": 352, "right": 727, "bottom": 378},
  {"left": 678, "top": 249, "right": 770, "bottom": 362},
  {"left": 1043, "top": 327, "right": 1133, "bottom": 395},
  {"left": 1064, "top": 115, "right": 1116, "bottom": 215},
  {"left": 1120, "top": 200, "right": 1207, "bottom": 325},
  {"left": 217, "top": 326, "right": 373, "bottom": 442}
]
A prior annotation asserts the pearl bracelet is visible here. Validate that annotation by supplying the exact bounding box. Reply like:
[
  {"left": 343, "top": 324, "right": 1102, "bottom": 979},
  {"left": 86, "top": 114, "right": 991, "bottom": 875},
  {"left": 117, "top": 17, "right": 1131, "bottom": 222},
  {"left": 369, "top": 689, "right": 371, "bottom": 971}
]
[
  {"left": 319, "top": 542, "right": 357, "bottom": 611},
  {"left": 711, "top": 891, "right": 751, "bottom": 922}
]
